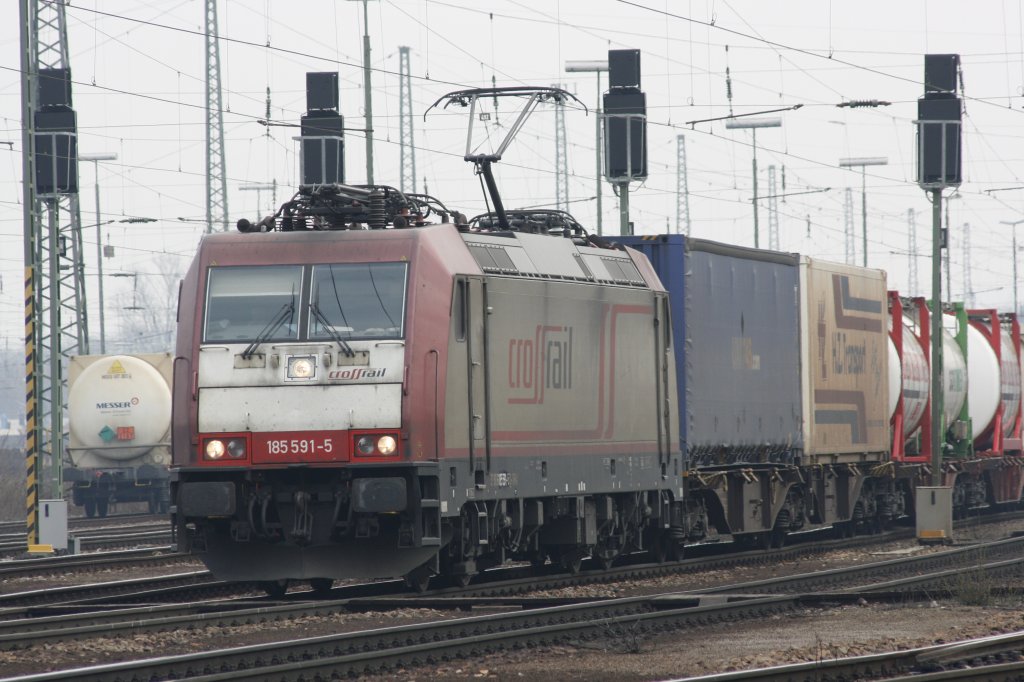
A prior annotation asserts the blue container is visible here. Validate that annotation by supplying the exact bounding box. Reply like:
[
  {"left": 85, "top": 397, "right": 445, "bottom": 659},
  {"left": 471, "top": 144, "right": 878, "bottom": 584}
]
[{"left": 621, "top": 235, "right": 802, "bottom": 466}]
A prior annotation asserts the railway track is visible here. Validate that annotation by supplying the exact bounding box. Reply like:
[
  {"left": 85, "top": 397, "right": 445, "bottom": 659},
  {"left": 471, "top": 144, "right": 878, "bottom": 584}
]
[
  {"left": 3, "top": 535, "right": 1022, "bottom": 680},
  {"left": 0, "top": 520, "right": 172, "bottom": 557},
  {"left": 0, "top": 515, "right": 940, "bottom": 609},
  {"left": 0, "top": 510, "right": 1017, "bottom": 610},
  {"left": 0, "top": 546, "right": 185, "bottom": 581},
  {"left": 0, "top": 512, "right": 163, "bottom": 536},
  {"left": 673, "top": 628, "right": 1024, "bottom": 681},
  {"left": 2, "top": 529, "right": 1024, "bottom": 678}
]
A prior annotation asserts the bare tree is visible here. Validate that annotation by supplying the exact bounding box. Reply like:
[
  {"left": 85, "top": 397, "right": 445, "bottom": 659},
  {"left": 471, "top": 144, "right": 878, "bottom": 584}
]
[{"left": 108, "top": 254, "right": 185, "bottom": 354}]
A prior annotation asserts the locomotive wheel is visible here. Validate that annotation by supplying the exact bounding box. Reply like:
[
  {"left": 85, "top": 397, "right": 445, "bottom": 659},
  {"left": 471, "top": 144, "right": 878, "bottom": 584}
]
[
  {"left": 262, "top": 580, "right": 289, "bottom": 598},
  {"left": 309, "top": 578, "right": 333, "bottom": 595},
  {"left": 769, "top": 528, "right": 786, "bottom": 549},
  {"left": 84, "top": 499, "right": 96, "bottom": 518},
  {"left": 559, "top": 551, "right": 585, "bottom": 575},
  {"left": 650, "top": 533, "right": 678, "bottom": 563},
  {"left": 736, "top": 532, "right": 770, "bottom": 551},
  {"left": 832, "top": 521, "right": 854, "bottom": 539},
  {"left": 404, "top": 564, "right": 433, "bottom": 593}
]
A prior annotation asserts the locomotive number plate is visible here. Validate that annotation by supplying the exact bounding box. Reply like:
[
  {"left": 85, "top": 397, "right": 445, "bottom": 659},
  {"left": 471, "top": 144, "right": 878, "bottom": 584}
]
[
  {"left": 266, "top": 438, "right": 334, "bottom": 455},
  {"left": 251, "top": 431, "right": 348, "bottom": 463}
]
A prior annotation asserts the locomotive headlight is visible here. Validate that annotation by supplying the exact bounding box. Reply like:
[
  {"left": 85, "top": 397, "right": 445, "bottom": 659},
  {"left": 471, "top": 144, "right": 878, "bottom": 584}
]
[
  {"left": 205, "top": 439, "right": 226, "bottom": 460},
  {"left": 226, "top": 438, "right": 247, "bottom": 459},
  {"left": 286, "top": 355, "right": 316, "bottom": 380},
  {"left": 377, "top": 435, "right": 397, "bottom": 455},
  {"left": 355, "top": 435, "right": 376, "bottom": 456},
  {"left": 354, "top": 433, "right": 399, "bottom": 456}
]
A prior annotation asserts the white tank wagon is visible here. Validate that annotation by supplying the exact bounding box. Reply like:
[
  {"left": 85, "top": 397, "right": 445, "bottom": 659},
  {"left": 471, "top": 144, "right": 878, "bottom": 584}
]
[
  {"left": 67, "top": 353, "right": 172, "bottom": 516},
  {"left": 965, "top": 315, "right": 1022, "bottom": 449},
  {"left": 886, "top": 295, "right": 970, "bottom": 462}
]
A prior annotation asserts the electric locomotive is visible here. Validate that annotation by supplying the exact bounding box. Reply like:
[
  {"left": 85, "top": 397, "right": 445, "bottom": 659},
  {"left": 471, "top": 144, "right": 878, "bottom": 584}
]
[{"left": 171, "top": 183, "right": 685, "bottom": 591}]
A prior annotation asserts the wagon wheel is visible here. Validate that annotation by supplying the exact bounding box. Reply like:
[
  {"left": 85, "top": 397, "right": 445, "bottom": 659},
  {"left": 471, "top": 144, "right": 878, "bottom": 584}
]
[
  {"left": 261, "top": 579, "right": 289, "bottom": 599},
  {"left": 309, "top": 578, "right": 334, "bottom": 596},
  {"left": 595, "top": 552, "right": 616, "bottom": 571}
]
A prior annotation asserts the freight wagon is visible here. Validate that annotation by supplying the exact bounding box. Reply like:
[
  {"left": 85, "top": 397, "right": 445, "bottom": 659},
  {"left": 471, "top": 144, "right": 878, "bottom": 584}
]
[
  {"left": 622, "top": 234, "right": 1024, "bottom": 547},
  {"left": 67, "top": 353, "right": 173, "bottom": 516}
]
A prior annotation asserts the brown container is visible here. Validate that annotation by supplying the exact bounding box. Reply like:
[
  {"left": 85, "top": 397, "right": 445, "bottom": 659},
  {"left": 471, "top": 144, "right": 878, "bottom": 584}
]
[{"left": 800, "top": 258, "right": 889, "bottom": 461}]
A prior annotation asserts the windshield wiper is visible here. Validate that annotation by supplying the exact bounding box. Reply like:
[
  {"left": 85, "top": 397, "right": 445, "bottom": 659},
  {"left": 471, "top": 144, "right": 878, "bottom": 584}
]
[
  {"left": 310, "top": 294, "right": 355, "bottom": 358},
  {"left": 241, "top": 296, "right": 295, "bottom": 359}
]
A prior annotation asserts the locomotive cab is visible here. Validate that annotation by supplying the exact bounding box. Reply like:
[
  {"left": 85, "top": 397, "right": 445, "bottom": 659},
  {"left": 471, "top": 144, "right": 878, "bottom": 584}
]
[{"left": 172, "top": 219, "right": 472, "bottom": 584}]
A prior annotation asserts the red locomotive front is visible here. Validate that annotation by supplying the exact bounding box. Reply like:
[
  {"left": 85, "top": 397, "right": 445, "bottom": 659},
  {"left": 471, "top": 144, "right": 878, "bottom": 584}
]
[{"left": 172, "top": 224, "right": 476, "bottom": 588}]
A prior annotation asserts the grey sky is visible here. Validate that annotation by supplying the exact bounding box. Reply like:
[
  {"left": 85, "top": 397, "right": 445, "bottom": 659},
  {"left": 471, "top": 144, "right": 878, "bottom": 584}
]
[{"left": 3, "top": 0, "right": 1024, "bottom": 351}]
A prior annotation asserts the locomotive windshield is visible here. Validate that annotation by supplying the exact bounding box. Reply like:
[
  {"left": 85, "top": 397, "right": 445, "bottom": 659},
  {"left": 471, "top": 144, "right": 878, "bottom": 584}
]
[
  {"left": 309, "top": 262, "right": 407, "bottom": 340},
  {"left": 202, "top": 262, "right": 408, "bottom": 343},
  {"left": 204, "top": 265, "right": 301, "bottom": 342}
]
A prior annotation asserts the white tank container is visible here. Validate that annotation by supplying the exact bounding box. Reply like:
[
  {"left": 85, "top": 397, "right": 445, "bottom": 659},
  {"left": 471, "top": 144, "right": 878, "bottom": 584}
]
[
  {"left": 941, "top": 319, "right": 968, "bottom": 430},
  {"left": 998, "top": 329, "right": 1021, "bottom": 437},
  {"left": 68, "top": 353, "right": 172, "bottom": 466},
  {"left": 964, "top": 324, "right": 1022, "bottom": 442},
  {"left": 888, "top": 316, "right": 930, "bottom": 439}
]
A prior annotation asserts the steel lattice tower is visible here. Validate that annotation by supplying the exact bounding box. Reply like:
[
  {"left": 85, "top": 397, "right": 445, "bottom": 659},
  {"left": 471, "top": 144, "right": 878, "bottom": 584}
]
[
  {"left": 205, "top": 0, "right": 228, "bottom": 233},
  {"left": 398, "top": 46, "right": 416, "bottom": 195},
  {"left": 907, "top": 208, "right": 918, "bottom": 295},
  {"left": 676, "top": 135, "right": 690, "bottom": 235},
  {"left": 553, "top": 85, "right": 568, "bottom": 212},
  {"left": 962, "top": 222, "right": 973, "bottom": 306},
  {"left": 20, "top": 0, "right": 90, "bottom": 545},
  {"left": 767, "top": 165, "right": 779, "bottom": 251},
  {"left": 843, "top": 188, "right": 855, "bottom": 264}
]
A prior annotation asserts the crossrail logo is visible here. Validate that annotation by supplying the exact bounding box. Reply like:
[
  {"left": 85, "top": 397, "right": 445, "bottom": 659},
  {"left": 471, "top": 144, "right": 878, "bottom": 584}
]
[
  {"left": 327, "top": 367, "right": 386, "bottom": 382},
  {"left": 507, "top": 325, "right": 574, "bottom": 404}
]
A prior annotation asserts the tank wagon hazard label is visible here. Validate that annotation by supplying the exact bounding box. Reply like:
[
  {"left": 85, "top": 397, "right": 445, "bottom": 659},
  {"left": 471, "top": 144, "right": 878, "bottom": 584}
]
[
  {"left": 103, "top": 359, "right": 132, "bottom": 380},
  {"left": 812, "top": 271, "right": 887, "bottom": 451},
  {"left": 98, "top": 360, "right": 138, "bottom": 441}
]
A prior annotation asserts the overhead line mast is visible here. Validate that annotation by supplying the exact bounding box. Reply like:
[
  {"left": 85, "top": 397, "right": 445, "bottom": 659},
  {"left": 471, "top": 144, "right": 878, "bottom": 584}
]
[
  {"left": 554, "top": 83, "right": 569, "bottom": 212},
  {"left": 205, "top": 0, "right": 228, "bottom": 233},
  {"left": 20, "top": 0, "right": 90, "bottom": 547},
  {"left": 398, "top": 46, "right": 416, "bottom": 195}
]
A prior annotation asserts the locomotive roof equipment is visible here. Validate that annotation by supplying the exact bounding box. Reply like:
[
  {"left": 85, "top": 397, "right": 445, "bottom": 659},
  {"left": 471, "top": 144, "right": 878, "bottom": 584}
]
[
  {"left": 426, "top": 86, "right": 586, "bottom": 232},
  {"left": 235, "top": 183, "right": 460, "bottom": 233}
]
